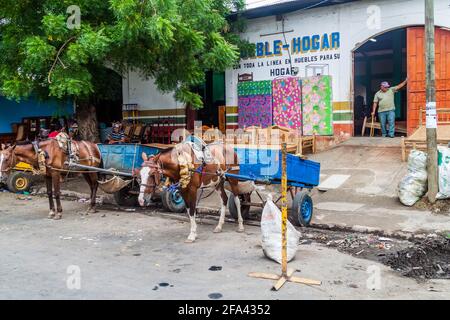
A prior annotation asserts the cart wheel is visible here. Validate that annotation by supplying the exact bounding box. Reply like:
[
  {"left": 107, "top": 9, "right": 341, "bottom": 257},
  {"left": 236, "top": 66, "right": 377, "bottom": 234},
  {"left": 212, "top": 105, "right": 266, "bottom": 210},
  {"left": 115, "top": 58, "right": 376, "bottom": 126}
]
[
  {"left": 113, "top": 182, "right": 139, "bottom": 207},
  {"left": 161, "top": 188, "right": 186, "bottom": 213},
  {"left": 227, "top": 193, "right": 251, "bottom": 220},
  {"left": 290, "top": 190, "right": 313, "bottom": 227},
  {"left": 7, "top": 171, "right": 32, "bottom": 193}
]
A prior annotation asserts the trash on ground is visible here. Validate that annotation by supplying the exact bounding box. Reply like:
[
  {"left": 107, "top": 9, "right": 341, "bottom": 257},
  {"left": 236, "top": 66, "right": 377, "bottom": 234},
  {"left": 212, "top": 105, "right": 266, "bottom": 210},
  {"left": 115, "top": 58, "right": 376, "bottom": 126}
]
[{"left": 383, "top": 237, "right": 450, "bottom": 280}]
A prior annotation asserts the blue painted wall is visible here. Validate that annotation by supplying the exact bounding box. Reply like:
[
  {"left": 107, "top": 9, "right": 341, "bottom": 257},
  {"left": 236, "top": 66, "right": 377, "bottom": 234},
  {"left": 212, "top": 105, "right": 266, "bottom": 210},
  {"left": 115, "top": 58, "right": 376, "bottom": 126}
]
[{"left": 0, "top": 97, "right": 73, "bottom": 133}]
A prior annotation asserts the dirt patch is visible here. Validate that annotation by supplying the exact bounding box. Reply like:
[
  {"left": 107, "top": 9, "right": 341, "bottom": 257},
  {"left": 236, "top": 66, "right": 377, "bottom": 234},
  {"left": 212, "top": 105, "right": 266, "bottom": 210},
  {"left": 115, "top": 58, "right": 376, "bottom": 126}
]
[
  {"left": 382, "top": 237, "right": 450, "bottom": 280},
  {"left": 301, "top": 228, "right": 450, "bottom": 280},
  {"left": 414, "top": 197, "right": 450, "bottom": 214},
  {"left": 300, "top": 228, "right": 411, "bottom": 262}
]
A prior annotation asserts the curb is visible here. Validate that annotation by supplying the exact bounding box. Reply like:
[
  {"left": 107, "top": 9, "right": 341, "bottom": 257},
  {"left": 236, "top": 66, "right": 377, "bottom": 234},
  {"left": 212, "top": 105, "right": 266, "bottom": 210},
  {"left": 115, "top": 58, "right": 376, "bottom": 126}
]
[{"left": 31, "top": 189, "right": 440, "bottom": 241}]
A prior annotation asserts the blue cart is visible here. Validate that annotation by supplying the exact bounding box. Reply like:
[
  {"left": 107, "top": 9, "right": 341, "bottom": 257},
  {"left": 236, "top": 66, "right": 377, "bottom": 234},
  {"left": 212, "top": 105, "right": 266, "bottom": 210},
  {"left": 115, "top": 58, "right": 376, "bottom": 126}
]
[
  {"left": 70, "top": 143, "right": 186, "bottom": 210},
  {"left": 224, "top": 147, "right": 320, "bottom": 227},
  {"left": 95, "top": 143, "right": 162, "bottom": 206}
]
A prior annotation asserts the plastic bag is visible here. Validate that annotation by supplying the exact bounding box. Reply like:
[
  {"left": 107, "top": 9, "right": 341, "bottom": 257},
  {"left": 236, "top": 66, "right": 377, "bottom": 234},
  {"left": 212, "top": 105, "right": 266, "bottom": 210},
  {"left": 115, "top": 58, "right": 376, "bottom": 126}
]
[
  {"left": 260, "top": 194, "right": 301, "bottom": 264},
  {"left": 398, "top": 150, "right": 427, "bottom": 206},
  {"left": 437, "top": 146, "right": 450, "bottom": 199}
]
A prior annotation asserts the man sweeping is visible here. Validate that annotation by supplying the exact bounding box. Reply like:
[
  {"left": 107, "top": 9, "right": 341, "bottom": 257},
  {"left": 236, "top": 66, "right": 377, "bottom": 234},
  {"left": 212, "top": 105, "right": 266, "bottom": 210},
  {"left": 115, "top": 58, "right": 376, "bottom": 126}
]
[{"left": 371, "top": 78, "right": 407, "bottom": 138}]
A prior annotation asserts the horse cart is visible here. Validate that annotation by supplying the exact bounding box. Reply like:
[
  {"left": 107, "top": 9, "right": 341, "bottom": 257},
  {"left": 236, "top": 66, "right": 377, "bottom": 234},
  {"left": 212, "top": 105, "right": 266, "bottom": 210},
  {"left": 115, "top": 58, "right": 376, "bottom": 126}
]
[
  {"left": 69, "top": 143, "right": 185, "bottom": 209},
  {"left": 69, "top": 143, "right": 320, "bottom": 227},
  {"left": 223, "top": 146, "right": 320, "bottom": 227}
]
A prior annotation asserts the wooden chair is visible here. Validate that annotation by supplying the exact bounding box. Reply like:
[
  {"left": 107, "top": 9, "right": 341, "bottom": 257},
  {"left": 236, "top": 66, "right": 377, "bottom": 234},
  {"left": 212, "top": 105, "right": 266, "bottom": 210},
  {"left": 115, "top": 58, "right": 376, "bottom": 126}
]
[
  {"left": 15, "top": 124, "right": 27, "bottom": 142},
  {"left": 122, "top": 123, "right": 134, "bottom": 139},
  {"left": 130, "top": 123, "right": 145, "bottom": 143},
  {"left": 361, "top": 115, "right": 381, "bottom": 137}
]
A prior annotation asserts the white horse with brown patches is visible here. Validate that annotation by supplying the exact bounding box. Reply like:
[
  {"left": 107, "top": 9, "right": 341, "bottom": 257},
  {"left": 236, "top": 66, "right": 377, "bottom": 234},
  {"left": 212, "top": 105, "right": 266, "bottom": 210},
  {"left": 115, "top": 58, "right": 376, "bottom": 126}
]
[{"left": 137, "top": 143, "right": 244, "bottom": 243}]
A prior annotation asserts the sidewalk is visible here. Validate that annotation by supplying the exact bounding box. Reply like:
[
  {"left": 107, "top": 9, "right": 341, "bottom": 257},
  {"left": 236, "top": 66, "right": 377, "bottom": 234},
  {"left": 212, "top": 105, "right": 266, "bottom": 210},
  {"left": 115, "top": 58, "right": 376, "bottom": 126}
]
[{"left": 308, "top": 137, "right": 449, "bottom": 236}]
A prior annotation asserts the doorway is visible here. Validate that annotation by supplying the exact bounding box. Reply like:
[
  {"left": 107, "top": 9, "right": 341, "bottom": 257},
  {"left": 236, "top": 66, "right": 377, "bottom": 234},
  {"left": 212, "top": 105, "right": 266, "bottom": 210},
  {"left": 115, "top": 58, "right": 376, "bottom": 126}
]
[
  {"left": 188, "top": 71, "right": 225, "bottom": 129},
  {"left": 353, "top": 28, "right": 407, "bottom": 136}
]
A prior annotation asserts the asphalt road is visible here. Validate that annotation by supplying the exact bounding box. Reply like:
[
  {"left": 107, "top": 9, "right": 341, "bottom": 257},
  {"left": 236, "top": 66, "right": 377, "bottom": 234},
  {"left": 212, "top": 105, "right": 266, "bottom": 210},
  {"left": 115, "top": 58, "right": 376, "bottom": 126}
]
[{"left": 0, "top": 192, "right": 448, "bottom": 299}]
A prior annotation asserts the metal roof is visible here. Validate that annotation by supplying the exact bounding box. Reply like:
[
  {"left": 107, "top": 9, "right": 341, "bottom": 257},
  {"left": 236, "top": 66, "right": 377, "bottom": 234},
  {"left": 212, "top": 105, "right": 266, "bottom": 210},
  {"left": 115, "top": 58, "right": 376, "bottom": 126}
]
[{"left": 232, "top": 0, "right": 360, "bottom": 20}]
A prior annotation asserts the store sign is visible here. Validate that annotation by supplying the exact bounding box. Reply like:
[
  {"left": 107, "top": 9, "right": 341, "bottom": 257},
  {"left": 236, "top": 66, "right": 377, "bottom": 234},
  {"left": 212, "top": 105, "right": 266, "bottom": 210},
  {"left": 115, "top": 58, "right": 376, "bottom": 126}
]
[{"left": 234, "top": 32, "right": 341, "bottom": 78}]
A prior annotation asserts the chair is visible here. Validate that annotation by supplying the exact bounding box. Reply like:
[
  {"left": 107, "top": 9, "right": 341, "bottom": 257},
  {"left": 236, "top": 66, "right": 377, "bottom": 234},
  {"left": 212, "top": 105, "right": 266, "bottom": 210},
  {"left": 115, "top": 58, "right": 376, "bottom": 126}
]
[
  {"left": 361, "top": 115, "right": 381, "bottom": 137},
  {"left": 15, "top": 124, "right": 27, "bottom": 142},
  {"left": 130, "top": 123, "right": 145, "bottom": 143}
]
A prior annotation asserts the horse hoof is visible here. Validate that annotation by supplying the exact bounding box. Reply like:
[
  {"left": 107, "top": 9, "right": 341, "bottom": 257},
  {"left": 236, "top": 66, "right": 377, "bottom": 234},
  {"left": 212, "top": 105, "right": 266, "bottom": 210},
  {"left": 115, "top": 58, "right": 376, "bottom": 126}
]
[
  {"left": 48, "top": 211, "right": 55, "bottom": 219},
  {"left": 213, "top": 227, "right": 222, "bottom": 233},
  {"left": 86, "top": 208, "right": 98, "bottom": 214},
  {"left": 237, "top": 227, "right": 245, "bottom": 233},
  {"left": 185, "top": 234, "right": 197, "bottom": 243},
  {"left": 53, "top": 214, "right": 62, "bottom": 220}
]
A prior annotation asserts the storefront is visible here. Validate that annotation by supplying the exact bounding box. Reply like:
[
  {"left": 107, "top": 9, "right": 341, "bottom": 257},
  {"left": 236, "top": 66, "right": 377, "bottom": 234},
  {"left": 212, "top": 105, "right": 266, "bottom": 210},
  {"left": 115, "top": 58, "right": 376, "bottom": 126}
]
[
  {"left": 0, "top": 97, "right": 73, "bottom": 143},
  {"left": 226, "top": 0, "right": 450, "bottom": 139},
  {"left": 123, "top": 0, "right": 450, "bottom": 144}
]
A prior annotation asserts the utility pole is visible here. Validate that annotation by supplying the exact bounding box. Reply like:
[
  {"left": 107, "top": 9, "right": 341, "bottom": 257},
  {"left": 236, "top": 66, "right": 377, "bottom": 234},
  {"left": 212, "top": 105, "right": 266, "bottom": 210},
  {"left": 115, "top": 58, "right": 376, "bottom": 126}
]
[{"left": 425, "top": 0, "right": 438, "bottom": 203}]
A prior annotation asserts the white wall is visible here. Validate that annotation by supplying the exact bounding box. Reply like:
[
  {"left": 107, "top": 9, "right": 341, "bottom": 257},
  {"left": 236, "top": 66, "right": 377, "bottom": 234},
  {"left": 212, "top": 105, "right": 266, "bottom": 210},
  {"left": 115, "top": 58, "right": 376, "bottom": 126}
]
[
  {"left": 226, "top": 0, "right": 450, "bottom": 106},
  {"left": 122, "top": 70, "right": 182, "bottom": 110}
]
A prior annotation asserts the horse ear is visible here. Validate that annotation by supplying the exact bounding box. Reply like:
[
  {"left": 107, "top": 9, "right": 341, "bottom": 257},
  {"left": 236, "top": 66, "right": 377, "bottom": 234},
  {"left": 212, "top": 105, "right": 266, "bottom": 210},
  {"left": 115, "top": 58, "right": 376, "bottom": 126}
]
[
  {"left": 9, "top": 144, "right": 16, "bottom": 151},
  {"left": 0, "top": 143, "right": 5, "bottom": 150},
  {"left": 142, "top": 152, "right": 148, "bottom": 162}
]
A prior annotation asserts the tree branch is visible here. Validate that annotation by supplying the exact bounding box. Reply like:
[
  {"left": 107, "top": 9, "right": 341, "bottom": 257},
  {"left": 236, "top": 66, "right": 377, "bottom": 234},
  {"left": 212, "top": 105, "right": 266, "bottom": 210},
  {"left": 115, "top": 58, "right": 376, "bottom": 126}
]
[{"left": 47, "top": 36, "right": 76, "bottom": 84}]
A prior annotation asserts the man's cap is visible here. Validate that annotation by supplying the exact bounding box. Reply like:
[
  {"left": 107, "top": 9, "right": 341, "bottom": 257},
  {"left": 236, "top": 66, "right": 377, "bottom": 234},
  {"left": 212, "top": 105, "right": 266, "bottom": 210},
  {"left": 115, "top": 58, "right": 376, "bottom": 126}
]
[{"left": 381, "top": 81, "right": 390, "bottom": 88}]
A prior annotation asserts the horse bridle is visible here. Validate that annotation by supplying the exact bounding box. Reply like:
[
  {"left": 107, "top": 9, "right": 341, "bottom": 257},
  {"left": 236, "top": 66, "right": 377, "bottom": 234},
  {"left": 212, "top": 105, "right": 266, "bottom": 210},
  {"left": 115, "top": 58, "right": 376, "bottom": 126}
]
[
  {"left": 139, "top": 159, "right": 164, "bottom": 190},
  {"left": 0, "top": 150, "right": 17, "bottom": 173}
]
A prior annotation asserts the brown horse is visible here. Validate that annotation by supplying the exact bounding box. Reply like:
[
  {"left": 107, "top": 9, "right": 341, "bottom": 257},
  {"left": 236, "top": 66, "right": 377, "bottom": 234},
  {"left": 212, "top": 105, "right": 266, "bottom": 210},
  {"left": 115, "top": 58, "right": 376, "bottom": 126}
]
[
  {"left": 137, "top": 142, "right": 244, "bottom": 243},
  {"left": 0, "top": 139, "right": 102, "bottom": 219}
]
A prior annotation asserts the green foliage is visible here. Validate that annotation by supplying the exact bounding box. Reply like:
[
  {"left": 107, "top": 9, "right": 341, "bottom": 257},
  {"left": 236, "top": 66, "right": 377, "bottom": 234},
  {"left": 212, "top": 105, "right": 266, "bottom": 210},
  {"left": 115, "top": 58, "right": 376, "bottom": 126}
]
[{"left": 0, "top": 0, "right": 250, "bottom": 108}]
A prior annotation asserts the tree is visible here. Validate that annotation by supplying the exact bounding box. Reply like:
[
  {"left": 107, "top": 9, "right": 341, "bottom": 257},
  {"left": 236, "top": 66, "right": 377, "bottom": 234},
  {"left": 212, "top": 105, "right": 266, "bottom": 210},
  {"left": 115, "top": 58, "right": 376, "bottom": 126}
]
[{"left": 0, "top": 0, "right": 249, "bottom": 141}]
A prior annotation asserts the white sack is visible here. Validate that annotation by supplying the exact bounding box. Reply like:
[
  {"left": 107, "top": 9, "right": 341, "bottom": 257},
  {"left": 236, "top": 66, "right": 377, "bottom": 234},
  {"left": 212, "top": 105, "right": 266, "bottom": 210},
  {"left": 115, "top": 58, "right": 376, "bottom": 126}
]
[
  {"left": 437, "top": 146, "right": 450, "bottom": 199},
  {"left": 398, "top": 150, "right": 428, "bottom": 206},
  {"left": 260, "top": 194, "right": 301, "bottom": 264}
]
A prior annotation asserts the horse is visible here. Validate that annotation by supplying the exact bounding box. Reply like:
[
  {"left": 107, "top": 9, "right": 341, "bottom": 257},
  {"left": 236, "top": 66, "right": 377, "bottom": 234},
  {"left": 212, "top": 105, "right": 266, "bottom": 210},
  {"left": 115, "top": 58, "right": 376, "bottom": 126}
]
[
  {"left": 137, "top": 142, "right": 244, "bottom": 243},
  {"left": 0, "top": 139, "right": 102, "bottom": 219}
]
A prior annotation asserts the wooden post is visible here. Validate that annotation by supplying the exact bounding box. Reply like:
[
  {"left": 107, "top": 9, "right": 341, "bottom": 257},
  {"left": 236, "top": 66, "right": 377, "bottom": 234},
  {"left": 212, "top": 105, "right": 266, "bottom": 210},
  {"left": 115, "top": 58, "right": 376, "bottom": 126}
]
[
  {"left": 425, "top": 0, "right": 438, "bottom": 203},
  {"left": 248, "top": 144, "right": 321, "bottom": 290},
  {"left": 281, "top": 143, "right": 288, "bottom": 276}
]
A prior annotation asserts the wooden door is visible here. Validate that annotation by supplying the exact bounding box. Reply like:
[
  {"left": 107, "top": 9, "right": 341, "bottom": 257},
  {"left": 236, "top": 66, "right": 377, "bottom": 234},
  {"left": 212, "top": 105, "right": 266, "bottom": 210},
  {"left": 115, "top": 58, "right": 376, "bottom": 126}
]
[{"left": 407, "top": 27, "right": 450, "bottom": 135}]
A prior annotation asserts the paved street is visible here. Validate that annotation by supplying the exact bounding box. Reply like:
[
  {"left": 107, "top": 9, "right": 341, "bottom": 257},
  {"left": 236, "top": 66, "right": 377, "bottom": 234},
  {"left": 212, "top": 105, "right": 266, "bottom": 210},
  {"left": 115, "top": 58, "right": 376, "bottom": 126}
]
[{"left": 0, "top": 192, "right": 448, "bottom": 299}]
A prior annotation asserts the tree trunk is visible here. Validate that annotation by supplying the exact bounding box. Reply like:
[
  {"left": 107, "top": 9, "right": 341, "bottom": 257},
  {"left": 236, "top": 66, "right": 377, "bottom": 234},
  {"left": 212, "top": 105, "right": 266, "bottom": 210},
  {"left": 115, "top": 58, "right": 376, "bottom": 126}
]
[{"left": 76, "top": 101, "right": 100, "bottom": 142}]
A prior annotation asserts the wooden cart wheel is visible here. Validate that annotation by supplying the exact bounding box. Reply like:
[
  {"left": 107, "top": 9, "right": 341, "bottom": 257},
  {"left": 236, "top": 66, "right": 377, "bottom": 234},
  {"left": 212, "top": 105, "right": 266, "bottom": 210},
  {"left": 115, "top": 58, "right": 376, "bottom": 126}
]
[
  {"left": 113, "top": 182, "right": 139, "bottom": 207},
  {"left": 228, "top": 193, "right": 251, "bottom": 220}
]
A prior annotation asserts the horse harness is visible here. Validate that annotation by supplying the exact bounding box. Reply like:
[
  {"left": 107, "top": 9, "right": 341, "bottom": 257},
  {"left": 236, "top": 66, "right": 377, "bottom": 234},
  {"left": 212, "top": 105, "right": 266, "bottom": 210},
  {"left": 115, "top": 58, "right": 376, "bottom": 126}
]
[{"left": 32, "top": 141, "right": 48, "bottom": 174}]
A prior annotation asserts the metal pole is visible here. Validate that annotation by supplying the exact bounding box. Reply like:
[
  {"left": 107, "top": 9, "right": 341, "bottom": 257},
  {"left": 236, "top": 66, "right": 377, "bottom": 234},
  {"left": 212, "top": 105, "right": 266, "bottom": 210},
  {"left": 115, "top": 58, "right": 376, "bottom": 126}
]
[
  {"left": 425, "top": 0, "right": 438, "bottom": 203},
  {"left": 68, "top": 163, "right": 133, "bottom": 177},
  {"left": 281, "top": 143, "right": 288, "bottom": 276}
]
